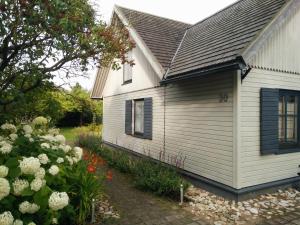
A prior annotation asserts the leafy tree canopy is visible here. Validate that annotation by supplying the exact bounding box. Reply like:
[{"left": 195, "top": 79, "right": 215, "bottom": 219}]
[{"left": 0, "top": 0, "right": 134, "bottom": 106}]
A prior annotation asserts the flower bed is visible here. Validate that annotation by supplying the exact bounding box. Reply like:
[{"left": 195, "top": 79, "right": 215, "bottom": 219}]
[
  {"left": 77, "top": 134, "right": 190, "bottom": 199},
  {"left": 0, "top": 117, "right": 102, "bottom": 225}
]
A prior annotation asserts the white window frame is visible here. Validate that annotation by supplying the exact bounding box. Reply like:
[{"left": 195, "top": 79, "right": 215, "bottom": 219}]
[{"left": 123, "top": 51, "right": 133, "bottom": 84}]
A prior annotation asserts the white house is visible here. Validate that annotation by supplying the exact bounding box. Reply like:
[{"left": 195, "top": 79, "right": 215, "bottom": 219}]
[{"left": 91, "top": 0, "right": 300, "bottom": 199}]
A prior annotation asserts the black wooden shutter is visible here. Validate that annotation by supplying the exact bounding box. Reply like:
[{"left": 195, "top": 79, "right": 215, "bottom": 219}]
[
  {"left": 125, "top": 100, "right": 132, "bottom": 135},
  {"left": 260, "top": 88, "right": 279, "bottom": 155},
  {"left": 143, "top": 98, "right": 153, "bottom": 140}
]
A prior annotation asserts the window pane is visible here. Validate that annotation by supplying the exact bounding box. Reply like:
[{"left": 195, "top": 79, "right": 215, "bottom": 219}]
[
  {"left": 279, "top": 96, "right": 285, "bottom": 115},
  {"left": 279, "top": 116, "right": 285, "bottom": 142},
  {"left": 135, "top": 101, "right": 144, "bottom": 133},
  {"left": 286, "top": 116, "right": 297, "bottom": 142},
  {"left": 287, "top": 96, "right": 297, "bottom": 115}
]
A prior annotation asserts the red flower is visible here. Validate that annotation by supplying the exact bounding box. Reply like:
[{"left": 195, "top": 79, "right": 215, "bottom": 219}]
[
  {"left": 106, "top": 170, "right": 113, "bottom": 181},
  {"left": 87, "top": 164, "right": 96, "bottom": 173}
]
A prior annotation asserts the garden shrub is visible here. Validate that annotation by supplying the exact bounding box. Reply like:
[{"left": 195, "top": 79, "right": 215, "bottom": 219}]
[
  {"left": 77, "top": 135, "right": 190, "bottom": 199},
  {"left": 0, "top": 118, "right": 102, "bottom": 225}
]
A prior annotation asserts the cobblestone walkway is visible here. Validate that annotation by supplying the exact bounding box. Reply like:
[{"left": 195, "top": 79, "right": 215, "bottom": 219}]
[{"left": 102, "top": 169, "right": 300, "bottom": 225}]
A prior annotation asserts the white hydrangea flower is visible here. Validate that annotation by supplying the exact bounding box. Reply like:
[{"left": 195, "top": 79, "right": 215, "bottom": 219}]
[
  {"left": 54, "top": 135, "right": 65, "bottom": 144},
  {"left": 24, "top": 134, "right": 31, "bottom": 139},
  {"left": 51, "top": 146, "right": 58, "bottom": 150},
  {"left": 40, "top": 135, "right": 56, "bottom": 142},
  {"left": 29, "top": 138, "right": 34, "bottom": 143},
  {"left": 19, "top": 157, "right": 40, "bottom": 175},
  {"left": 73, "top": 147, "right": 83, "bottom": 161},
  {"left": 48, "top": 192, "right": 69, "bottom": 211},
  {"left": 28, "top": 222, "right": 36, "bottom": 225},
  {"left": 32, "top": 116, "right": 48, "bottom": 126},
  {"left": 48, "top": 128, "right": 60, "bottom": 136},
  {"left": 48, "top": 165, "right": 59, "bottom": 176},
  {"left": 9, "top": 133, "right": 18, "bottom": 141},
  {"left": 0, "top": 141, "right": 13, "bottom": 154},
  {"left": 56, "top": 157, "right": 64, "bottom": 164},
  {"left": 30, "top": 178, "right": 43, "bottom": 192},
  {"left": 13, "top": 179, "right": 29, "bottom": 196},
  {"left": 0, "top": 178, "right": 10, "bottom": 200},
  {"left": 0, "top": 165, "right": 9, "bottom": 178},
  {"left": 38, "top": 154, "right": 49, "bottom": 164},
  {"left": 65, "top": 156, "right": 73, "bottom": 165},
  {"left": 41, "top": 143, "right": 50, "bottom": 149},
  {"left": 34, "top": 168, "right": 45, "bottom": 179},
  {"left": 0, "top": 211, "right": 14, "bottom": 225},
  {"left": 59, "top": 144, "right": 71, "bottom": 153},
  {"left": 19, "top": 201, "right": 40, "bottom": 214},
  {"left": 52, "top": 218, "right": 58, "bottom": 224},
  {"left": 1, "top": 123, "right": 17, "bottom": 133},
  {"left": 13, "top": 219, "right": 23, "bottom": 225},
  {"left": 23, "top": 124, "right": 33, "bottom": 135}
]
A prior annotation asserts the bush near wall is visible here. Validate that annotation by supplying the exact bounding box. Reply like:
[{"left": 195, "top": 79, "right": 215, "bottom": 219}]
[{"left": 76, "top": 134, "right": 190, "bottom": 199}]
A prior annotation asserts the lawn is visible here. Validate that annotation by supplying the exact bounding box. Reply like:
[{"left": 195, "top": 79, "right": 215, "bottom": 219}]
[{"left": 60, "top": 125, "right": 102, "bottom": 143}]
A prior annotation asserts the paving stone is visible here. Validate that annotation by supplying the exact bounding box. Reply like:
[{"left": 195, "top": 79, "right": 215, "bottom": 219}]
[{"left": 97, "top": 168, "right": 300, "bottom": 225}]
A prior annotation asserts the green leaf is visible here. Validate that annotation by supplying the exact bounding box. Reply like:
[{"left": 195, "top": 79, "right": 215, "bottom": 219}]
[
  {"left": 5, "top": 157, "right": 19, "bottom": 168},
  {"left": 34, "top": 186, "right": 52, "bottom": 210},
  {"left": 8, "top": 167, "right": 21, "bottom": 179},
  {"left": 21, "top": 187, "right": 35, "bottom": 197}
]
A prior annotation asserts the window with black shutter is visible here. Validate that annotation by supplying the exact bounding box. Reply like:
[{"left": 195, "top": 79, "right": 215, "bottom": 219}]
[
  {"left": 124, "top": 98, "right": 152, "bottom": 140},
  {"left": 261, "top": 88, "right": 300, "bottom": 155}
]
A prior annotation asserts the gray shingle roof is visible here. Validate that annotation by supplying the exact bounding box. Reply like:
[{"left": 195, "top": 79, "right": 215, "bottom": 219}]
[
  {"left": 166, "top": 0, "right": 288, "bottom": 78},
  {"left": 117, "top": 6, "right": 191, "bottom": 70}
]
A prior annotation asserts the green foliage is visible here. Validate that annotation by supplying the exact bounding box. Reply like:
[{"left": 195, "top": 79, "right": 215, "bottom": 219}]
[
  {"left": 65, "top": 161, "right": 103, "bottom": 225},
  {"left": 77, "top": 135, "right": 190, "bottom": 199},
  {"left": 0, "top": 84, "right": 103, "bottom": 126},
  {"left": 0, "top": 0, "right": 134, "bottom": 106}
]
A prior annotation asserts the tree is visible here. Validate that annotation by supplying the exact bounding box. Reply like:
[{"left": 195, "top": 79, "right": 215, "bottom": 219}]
[{"left": 0, "top": 0, "right": 134, "bottom": 106}]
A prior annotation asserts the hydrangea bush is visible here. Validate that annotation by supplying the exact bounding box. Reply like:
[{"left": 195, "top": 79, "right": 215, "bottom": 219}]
[{"left": 0, "top": 117, "right": 99, "bottom": 225}]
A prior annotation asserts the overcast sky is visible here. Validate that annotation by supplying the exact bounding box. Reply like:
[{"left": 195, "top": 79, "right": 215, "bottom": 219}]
[{"left": 62, "top": 0, "right": 236, "bottom": 91}]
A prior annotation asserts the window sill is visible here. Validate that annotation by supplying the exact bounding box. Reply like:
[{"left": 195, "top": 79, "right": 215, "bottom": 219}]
[
  {"left": 126, "top": 133, "right": 150, "bottom": 140},
  {"left": 277, "top": 147, "right": 300, "bottom": 154},
  {"left": 122, "top": 80, "right": 132, "bottom": 85}
]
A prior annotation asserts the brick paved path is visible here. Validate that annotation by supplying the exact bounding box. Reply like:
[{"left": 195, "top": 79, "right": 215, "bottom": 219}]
[
  {"left": 103, "top": 169, "right": 209, "bottom": 225},
  {"left": 102, "top": 169, "right": 300, "bottom": 225}
]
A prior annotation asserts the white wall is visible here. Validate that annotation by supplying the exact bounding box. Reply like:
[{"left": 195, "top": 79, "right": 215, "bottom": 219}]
[
  {"left": 103, "top": 87, "right": 165, "bottom": 159},
  {"left": 239, "top": 69, "right": 300, "bottom": 188},
  {"left": 103, "top": 71, "right": 236, "bottom": 188},
  {"left": 102, "top": 45, "right": 161, "bottom": 98},
  {"left": 248, "top": 5, "right": 300, "bottom": 74},
  {"left": 164, "top": 73, "right": 235, "bottom": 187}
]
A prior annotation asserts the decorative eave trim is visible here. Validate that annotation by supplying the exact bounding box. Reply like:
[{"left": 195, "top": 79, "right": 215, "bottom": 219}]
[
  {"left": 114, "top": 5, "right": 165, "bottom": 78},
  {"left": 249, "top": 65, "right": 300, "bottom": 75},
  {"left": 241, "top": 0, "right": 300, "bottom": 65}
]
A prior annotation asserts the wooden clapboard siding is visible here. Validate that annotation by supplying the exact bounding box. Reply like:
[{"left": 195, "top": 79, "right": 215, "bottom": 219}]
[
  {"left": 239, "top": 68, "right": 300, "bottom": 188},
  {"left": 164, "top": 72, "right": 234, "bottom": 187},
  {"left": 103, "top": 71, "right": 235, "bottom": 187},
  {"left": 103, "top": 87, "right": 165, "bottom": 159},
  {"left": 249, "top": 5, "right": 300, "bottom": 74}
]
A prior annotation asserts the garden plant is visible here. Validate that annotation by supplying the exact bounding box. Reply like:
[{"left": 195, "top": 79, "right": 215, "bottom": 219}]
[{"left": 0, "top": 117, "right": 102, "bottom": 225}]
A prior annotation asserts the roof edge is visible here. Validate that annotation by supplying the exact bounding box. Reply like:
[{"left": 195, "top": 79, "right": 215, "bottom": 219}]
[
  {"left": 161, "top": 58, "right": 246, "bottom": 84},
  {"left": 114, "top": 5, "right": 165, "bottom": 78},
  {"left": 242, "top": 0, "right": 299, "bottom": 64}
]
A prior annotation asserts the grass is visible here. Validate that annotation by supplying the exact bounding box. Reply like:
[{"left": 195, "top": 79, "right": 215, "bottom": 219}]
[{"left": 60, "top": 124, "right": 102, "bottom": 143}]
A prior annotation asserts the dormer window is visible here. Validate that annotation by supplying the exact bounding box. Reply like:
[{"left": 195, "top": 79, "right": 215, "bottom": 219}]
[{"left": 123, "top": 51, "right": 132, "bottom": 84}]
